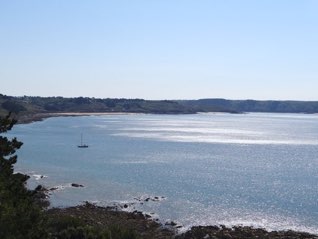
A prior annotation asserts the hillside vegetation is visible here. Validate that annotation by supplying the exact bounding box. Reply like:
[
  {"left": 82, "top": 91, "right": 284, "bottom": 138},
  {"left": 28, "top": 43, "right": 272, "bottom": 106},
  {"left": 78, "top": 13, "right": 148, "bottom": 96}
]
[
  {"left": 0, "top": 95, "right": 197, "bottom": 122},
  {"left": 1, "top": 94, "right": 318, "bottom": 123},
  {"left": 179, "top": 98, "right": 318, "bottom": 113}
]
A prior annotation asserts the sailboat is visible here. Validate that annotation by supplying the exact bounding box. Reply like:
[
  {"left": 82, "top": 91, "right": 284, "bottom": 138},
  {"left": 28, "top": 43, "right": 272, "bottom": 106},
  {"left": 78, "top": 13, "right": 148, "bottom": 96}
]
[{"left": 78, "top": 134, "right": 88, "bottom": 148}]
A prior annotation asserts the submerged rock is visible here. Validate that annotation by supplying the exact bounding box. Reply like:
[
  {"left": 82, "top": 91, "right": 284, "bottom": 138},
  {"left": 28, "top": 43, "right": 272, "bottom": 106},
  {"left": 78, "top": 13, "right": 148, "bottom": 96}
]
[
  {"left": 71, "top": 183, "right": 84, "bottom": 187},
  {"left": 135, "top": 195, "right": 166, "bottom": 203}
]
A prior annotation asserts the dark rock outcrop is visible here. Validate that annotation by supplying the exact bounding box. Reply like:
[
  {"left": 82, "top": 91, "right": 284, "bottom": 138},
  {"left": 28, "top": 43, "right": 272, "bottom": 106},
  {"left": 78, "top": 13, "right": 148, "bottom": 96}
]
[
  {"left": 71, "top": 183, "right": 84, "bottom": 187},
  {"left": 176, "top": 225, "right": 318, "bottom": 239}
]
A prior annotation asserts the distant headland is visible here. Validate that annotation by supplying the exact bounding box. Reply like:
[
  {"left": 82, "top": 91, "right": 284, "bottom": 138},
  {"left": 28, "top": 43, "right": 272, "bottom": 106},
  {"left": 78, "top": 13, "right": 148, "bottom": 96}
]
[{"left": 1, "top": 94, "right": 318, "bottom": 123}]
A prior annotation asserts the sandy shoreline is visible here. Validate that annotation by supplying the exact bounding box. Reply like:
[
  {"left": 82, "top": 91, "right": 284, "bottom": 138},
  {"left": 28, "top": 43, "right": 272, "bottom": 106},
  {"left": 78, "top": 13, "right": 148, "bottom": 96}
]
[
  {"left": 48, "top": 112, "right": 142, "bottom": 116},
  {"left": 17, "top": 112, "right": 144, "bottom": 124}
]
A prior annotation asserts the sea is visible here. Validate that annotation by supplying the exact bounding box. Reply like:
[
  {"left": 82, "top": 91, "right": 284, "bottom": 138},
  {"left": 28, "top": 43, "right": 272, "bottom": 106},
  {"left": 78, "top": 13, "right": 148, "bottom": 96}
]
[{"left": 8, "top": 113, "right": 318, "bottom": 234}]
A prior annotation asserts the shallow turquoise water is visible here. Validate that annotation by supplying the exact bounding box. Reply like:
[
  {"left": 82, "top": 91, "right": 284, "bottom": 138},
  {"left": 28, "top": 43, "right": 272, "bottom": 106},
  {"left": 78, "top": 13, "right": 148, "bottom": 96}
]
[{"left": 9, "top": 113, "right": 318, "bottom": 233}]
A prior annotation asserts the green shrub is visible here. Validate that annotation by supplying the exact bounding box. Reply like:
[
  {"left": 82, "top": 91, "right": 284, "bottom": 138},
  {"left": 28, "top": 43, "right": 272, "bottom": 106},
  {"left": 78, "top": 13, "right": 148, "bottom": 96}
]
[{"left": 47, "top": 215, "right": 138, "bottom": 239}]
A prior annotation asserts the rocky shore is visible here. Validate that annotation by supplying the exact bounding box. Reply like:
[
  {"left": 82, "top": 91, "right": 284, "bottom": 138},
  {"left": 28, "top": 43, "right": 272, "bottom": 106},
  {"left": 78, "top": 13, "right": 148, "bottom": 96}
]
[
  {"left": 11, "top": 113, "right": 318, "bottom": 239},
  {"left": 46, "top": 202, "right": 175, "bottom": 239},
  {"left": 46, "top": 202, "right": 318, "bottom": 239},
  {"left": 176, "top": 225, "right": 318, "bottom": 239}
]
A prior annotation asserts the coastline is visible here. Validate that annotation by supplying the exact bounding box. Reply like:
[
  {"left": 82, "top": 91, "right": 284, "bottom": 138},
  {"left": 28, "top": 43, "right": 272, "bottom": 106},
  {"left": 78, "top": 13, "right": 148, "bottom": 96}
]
[
  {"left": 16, "top": 111, "right": 316, "bottom": 125},
  {"left": 16, "top": 112, "right": 144, "bottom": 124},
  {"left": 47, "top": 202, "right": 175, "bottom": 239},
  {"left": 47, "top": 202, "right": 318, "bottom": 239},
  {"left": 16, "top": 113, "right": 318, "bottom": 238}
]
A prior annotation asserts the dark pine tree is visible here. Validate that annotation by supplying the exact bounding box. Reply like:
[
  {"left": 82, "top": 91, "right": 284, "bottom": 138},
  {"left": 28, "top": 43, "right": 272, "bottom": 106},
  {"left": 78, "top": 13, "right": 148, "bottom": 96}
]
[{"left": 0, "top": 113, "right": 47, "bottom": 239}]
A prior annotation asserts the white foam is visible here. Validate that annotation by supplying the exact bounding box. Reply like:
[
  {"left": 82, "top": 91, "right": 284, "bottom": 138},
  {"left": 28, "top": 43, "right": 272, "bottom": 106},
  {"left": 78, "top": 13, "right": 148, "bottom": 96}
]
[
  {"left": 50, "top": 183, "right": 74, "bottom": 191},
  {"left": 32, "top": 174, "right": 48, "bottom": 180},
  {"left": 134, "top": 195, "right": 167, "bottom": 202},
  {"left": 172, "top": 204, "right": 318, "bottom": 235}
]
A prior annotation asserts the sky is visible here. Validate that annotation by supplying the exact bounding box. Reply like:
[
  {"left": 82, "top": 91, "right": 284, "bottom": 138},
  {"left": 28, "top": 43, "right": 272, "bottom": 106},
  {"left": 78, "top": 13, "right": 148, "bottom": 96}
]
[{"left": 0, "top": 0, "right": 318, "bottom": 100}]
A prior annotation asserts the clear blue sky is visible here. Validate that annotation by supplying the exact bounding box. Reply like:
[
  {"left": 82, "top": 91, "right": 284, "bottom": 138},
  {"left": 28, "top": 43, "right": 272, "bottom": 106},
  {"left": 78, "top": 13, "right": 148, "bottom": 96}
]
[{"left": 1, "top": 0, "right": 317, "bottom": 100}]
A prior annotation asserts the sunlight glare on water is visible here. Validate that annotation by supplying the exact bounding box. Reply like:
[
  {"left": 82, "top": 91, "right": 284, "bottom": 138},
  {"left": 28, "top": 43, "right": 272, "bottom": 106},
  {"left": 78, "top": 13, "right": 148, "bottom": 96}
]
[{"left": 10, "top": 113, "right": 318, "bottom": 234}]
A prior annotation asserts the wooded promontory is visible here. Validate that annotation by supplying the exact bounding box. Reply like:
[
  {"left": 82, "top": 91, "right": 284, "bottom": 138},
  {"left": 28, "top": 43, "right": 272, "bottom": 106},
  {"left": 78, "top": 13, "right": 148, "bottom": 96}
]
[{"left": 1, "top": 94, "right": 318, "bottom": 122}]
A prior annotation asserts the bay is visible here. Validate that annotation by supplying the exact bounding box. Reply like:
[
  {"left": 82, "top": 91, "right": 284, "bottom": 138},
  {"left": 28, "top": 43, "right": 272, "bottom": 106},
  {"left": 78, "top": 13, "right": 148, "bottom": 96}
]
[{"left": 9, "top": 113, "right": 318, "bottom": 234}]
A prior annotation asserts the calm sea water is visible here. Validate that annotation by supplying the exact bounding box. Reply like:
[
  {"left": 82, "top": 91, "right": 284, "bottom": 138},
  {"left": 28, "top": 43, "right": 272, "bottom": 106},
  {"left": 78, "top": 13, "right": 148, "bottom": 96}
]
[{"left": 9, "top": 113, "right": 318, "bottom": 233}]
